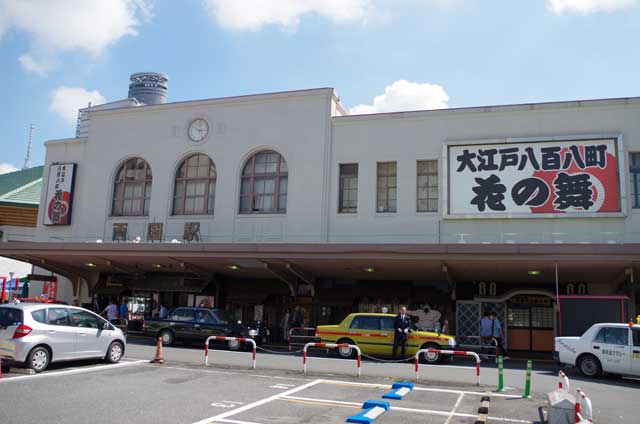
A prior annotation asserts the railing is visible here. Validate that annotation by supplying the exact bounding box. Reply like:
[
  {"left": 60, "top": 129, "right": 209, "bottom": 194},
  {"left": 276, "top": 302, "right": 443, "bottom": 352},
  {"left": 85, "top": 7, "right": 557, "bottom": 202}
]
[
  {"left": 204, "top": 336, "right": 256, "bottom": 369},
  {"left": 414, "top": 349, "right": 481, "bottom": 385},
  {"left": 558, "top": 370, "right": 570, "bottom": 391},
  {"left": 289, "top": 327, "right": 318, "bottom": 351},
  {"left": 575, "top": 388, "right": 593, "bottom": 423},
  {"left": 303, "top": 342, "right": 361, "bottom": 377}
]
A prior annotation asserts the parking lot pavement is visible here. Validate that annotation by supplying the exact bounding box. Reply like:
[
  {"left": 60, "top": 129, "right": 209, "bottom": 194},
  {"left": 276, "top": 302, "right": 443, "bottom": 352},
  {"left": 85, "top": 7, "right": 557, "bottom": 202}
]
[
  {"left": 194, "top": 379, "right": 542, "bottom": 424},
  {"left": 1, "top": 340, "right": 639, "bottom": 423}
]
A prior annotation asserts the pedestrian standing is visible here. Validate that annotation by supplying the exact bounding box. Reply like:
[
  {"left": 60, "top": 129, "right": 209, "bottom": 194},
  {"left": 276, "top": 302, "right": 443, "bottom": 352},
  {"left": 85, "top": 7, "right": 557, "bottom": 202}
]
[
  {"left": 119, "top": 299, "right": 128, "bottom": 322},
  {"left": 490, "top": 311, "right": 508, "bottom": 358},
  {"left": 159, "top": 304, "right": 168, "bottom": 318},
  {"left": 480, "top": 311, "right": 493, "bottom": 354},
  {"left": 392, "top": 306, "right": 411, "bottom": 359},
  {"left": 282, "top": 308, "right": 291, "bottom": 342},
  {"left": 101, "top": 299, "right": 118, "bottom": 324}
]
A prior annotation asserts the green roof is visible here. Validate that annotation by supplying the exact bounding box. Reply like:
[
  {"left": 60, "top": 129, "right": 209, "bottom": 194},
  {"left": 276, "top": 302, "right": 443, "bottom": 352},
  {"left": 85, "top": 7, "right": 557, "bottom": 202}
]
[{"left": 0, "top": 166, "right": 43, "bottom": 207}]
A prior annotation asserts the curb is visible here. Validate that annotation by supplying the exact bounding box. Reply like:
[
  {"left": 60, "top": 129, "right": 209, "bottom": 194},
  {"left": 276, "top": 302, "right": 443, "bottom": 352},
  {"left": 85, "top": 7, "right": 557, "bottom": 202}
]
[{"left": 474, "top": 391, "right": 491, "bottom": 424}]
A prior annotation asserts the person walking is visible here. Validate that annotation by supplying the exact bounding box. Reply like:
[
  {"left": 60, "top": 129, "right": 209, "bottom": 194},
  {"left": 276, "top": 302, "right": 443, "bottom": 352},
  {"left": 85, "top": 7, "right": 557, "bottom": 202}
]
[
  {"left": 480, "top": 311, "right": 494, "bottom": 354},
  {"left": 392, "top": 306, "right": 411, "bottom": 359},
  {"left": 101, "top": 299, "right": 118, "bottom": 324},
  {"left": 490, "top": 311, "right": 508, "bottom": 358},
  {"left": 119, "top": 299, "right": 128, "bottom": 322}
]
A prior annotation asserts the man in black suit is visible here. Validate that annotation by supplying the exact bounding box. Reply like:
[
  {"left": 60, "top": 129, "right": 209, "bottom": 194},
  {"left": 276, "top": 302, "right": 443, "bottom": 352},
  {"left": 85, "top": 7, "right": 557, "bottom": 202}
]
[{"left": 392, "top": 306, "right": 411, "bottom": 359}]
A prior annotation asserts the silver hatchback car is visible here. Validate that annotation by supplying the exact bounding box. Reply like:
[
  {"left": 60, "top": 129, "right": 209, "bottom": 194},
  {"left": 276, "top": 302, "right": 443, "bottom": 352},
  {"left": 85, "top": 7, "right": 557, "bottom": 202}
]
[{"left": 0, "top": 303, "right": 126, "bottom": 372}]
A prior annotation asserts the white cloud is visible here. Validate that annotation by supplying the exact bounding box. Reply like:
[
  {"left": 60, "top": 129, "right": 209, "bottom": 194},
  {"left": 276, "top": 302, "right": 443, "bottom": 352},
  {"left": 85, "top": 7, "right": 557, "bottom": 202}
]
[
  {"left": 547, "top": 0, "right": 638, "bottom": 14},
  {"left": 50, "top": 87, "right": 106, "bottom": 126},
  {"left": 0, "top": 0, "right": 151, "bottom": 75},
  {"left": 203, "top": 0, "right": 371, "bottom": 31},
  {"left": 0, "top": 163, "right": 19, "bottom": 175},
  {"left": 349, "top": 80, "right": 449, "bottom": 115},
  {"left": 18, "top": 54, "right": 52, "bottom": 76}
]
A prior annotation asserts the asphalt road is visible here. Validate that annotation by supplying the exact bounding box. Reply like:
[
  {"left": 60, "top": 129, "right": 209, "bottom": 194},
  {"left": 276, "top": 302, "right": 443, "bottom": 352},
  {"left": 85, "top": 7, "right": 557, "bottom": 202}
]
[{"left": 0, "top": 337, "right": 638, "bottom": 423}]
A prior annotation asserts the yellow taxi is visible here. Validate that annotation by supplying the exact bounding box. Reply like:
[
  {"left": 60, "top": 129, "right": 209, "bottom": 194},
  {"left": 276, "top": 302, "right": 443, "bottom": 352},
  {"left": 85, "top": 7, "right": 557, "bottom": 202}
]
[{"left": 316, "top": 313, "right": 456, "bottom": 363}]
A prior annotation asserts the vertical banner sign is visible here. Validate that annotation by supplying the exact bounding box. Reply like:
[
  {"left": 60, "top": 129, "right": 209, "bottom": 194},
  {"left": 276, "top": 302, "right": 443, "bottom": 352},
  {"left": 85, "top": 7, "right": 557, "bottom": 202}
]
[
  {"left": 44, "top": 163, "right": 76, "bottom": 225},
  {"left": 447, "top": 138, "right": 621, "bottom": 217}
]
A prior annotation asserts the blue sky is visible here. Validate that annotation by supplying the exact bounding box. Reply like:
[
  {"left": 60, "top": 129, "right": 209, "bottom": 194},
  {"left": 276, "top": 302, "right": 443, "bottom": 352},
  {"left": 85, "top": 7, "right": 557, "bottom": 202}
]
[{"left": 1, "top": 0, "right": 639, "bottom": 172}]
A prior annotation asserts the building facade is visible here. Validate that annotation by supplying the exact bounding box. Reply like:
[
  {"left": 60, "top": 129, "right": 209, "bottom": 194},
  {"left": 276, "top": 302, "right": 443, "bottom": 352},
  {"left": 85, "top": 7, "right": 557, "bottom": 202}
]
[{"left": 2, "top": 77, "right": 639, "bottom": 353}]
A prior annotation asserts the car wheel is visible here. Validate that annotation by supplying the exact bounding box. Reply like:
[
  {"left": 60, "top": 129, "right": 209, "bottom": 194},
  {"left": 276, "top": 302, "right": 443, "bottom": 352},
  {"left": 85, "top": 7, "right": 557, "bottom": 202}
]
[
  {"left": 420, "top": 343, "right": 442, "bottom": 364},
  {"left": 228, "top": 336, "right": 242, "bottom": 351},
  {"left": 26, "top": 346, "right": 50, "bottom": 373},
  {"left": 159, "top": 330, "right": 174, "bottom": 346},
  {"left": 105, "top": 341, "right": 124, "bottom": 363},
  {"left": 578, "top": 354, "right": 602, "bottom": 378},
  {"left": 336, "top": 339, "right": 357, "bottom": 359}
]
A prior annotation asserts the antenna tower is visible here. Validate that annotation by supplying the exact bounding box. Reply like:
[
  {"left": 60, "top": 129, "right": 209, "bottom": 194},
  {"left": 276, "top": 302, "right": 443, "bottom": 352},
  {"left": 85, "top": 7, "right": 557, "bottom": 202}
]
[{"left": 23, "top": 124, "right": 34, "bottom": 169}]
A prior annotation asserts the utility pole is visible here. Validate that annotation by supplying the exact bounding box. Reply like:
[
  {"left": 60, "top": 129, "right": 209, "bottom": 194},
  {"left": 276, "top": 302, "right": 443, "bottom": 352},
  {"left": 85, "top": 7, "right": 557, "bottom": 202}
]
[{"left": 23, "top": 124, "right": 34, "bottom": 169}]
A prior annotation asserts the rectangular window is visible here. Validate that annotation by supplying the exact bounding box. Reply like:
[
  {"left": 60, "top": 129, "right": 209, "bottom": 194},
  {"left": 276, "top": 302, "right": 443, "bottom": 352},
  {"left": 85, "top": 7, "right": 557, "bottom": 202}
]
[
  {"left": 47, "top": 308, "right": 71, "bottom": 326},
  {"left": 417, "top": 160, "right": 438, "bottom": 212},
  {"left": 350, "top": 315, "right": 380, "bottom": 330},
  {"left": 594, "top": 327, "right": 629, "bottom": 345},
  {"left": 631, "top": 152, "right": 640, "bottom": 209},
  {"left": 376, "top": 162, "right": 397, "bottom": 213},
  {"left": 339, "top": 164, "right": 358, "bottom": 213}
]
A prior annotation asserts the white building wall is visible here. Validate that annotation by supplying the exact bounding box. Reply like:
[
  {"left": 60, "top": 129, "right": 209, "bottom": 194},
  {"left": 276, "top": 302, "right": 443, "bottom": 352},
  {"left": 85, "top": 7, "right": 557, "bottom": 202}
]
[
  {"left": 330, "top": 100, "right": 640, "bottom": 244},
  {"left": 37, "top": 89, "right": 336, "bottom": 244},
  {"left": 36, "top": 91, "right": 640, "bottom": 246}
]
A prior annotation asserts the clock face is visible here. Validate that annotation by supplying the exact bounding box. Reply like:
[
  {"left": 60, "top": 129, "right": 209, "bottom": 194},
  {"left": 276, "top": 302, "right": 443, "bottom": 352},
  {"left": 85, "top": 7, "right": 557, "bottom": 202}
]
[{"left": 188, "top": 118, "right": 209, "bottom": 142}]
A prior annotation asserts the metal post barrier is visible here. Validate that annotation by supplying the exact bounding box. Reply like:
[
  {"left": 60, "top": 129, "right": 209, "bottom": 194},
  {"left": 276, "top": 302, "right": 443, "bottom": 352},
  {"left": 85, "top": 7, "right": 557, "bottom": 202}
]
[
  {"left": 523, "top": 360, "right": 532, "bottom": 398},
  {"left": 558, "top": 370, "right": 570, "bottom": 391},
  {"left": 288, "top": 327, "right": 317, "bottom": 351},
  {"left": 303, "top": 342, "right": 361, "bottom": 377},
  {"left": 575, "top": 388, "right": 593, "bottom": 423},
  {"left": 204, "top": 336, "right": 257, "bottom": 369},
  {"left": 414, "top": 349, "right": 481, "bottom": 386},
  {"left": 497, "top": 355, "right": 505, "bottom": 392}
]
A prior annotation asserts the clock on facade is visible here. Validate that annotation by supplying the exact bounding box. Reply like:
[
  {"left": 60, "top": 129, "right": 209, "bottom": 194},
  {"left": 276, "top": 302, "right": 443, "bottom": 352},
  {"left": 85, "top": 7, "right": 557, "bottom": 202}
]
[{"left": 188, "top": 118, "right": 209, "bottom": 142}]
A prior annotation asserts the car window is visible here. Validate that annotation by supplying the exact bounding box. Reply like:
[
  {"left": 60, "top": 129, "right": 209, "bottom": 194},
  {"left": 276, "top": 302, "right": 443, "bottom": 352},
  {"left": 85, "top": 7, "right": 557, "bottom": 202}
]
[
  {"left": 197, "top": 311, "right": 216, "bottom": 323},
  {"left": 172, "top": 308, "right": 196, "bottom": 322},
  {"left": 633, "top": 328, "right": 640, "bottom": 347},
  {"left": 31, "top": 309, "right": 46, "bottom": 323},
  {"left": 47, "top": 308, "right": 71, "bottom": 326},
  {"left": 0, "top": 308, "right": 23, "bottom": 326},
  {"left": 213, "top": 310, "right": 232, "bottom": 324},
  {"left": 594, "top": 327, "right": 629, "bottom": 345},
  {"left": 69, "top": 310, "right": 99, "bottom": 329},
  {"left": 350, "top": 316, "right": 380, "bottom": 330},
  {"left": 380, "top": 317, "right": 395, "bottom": 331}
]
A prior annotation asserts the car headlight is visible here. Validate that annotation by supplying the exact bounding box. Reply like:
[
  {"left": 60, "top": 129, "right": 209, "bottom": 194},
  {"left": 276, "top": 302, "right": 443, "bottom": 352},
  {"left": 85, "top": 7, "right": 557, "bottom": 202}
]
[
  {"left": 448, "top": 338, "right": 456, "bottom": 347},
  {"left": 248, "top": 329, "right": 258, "bottom": 337}
]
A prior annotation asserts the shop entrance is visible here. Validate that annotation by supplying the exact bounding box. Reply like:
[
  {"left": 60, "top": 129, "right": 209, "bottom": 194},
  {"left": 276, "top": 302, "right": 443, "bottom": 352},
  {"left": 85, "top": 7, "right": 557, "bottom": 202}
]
[{"left": 506, "top": 295, "right": 554, "bottom": 352}]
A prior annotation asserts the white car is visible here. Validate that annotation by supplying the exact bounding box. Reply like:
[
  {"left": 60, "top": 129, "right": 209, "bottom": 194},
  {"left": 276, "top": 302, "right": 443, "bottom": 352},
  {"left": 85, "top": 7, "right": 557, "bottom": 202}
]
[
  {"left": 0, "top": 303, "right": 126, "bottom": 372},
  {"left": 555, "top": 323, "right": 640, "bottom": 378}
]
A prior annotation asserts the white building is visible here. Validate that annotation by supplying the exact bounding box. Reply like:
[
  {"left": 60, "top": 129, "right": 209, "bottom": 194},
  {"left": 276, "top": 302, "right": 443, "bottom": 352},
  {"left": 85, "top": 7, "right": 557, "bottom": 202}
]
[{"left": 2, "top": 73, "right": 639, "bottom": 353}]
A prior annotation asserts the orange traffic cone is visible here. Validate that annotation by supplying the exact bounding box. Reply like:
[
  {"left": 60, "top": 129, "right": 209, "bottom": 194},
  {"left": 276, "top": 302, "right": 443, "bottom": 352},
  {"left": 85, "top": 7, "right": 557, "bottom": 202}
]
[{"left": 150, "top": 337, "right": 164, "bottom": 364}]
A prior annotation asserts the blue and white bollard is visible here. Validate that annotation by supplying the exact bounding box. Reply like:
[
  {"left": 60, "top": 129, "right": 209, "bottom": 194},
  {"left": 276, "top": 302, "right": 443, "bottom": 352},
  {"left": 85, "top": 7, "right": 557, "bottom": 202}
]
[
  {"left": 382, "top": 382, "right": 414, "bottom": 400},
  {"left": 346, "top": 400, "right": 390, "bottom": 424}
]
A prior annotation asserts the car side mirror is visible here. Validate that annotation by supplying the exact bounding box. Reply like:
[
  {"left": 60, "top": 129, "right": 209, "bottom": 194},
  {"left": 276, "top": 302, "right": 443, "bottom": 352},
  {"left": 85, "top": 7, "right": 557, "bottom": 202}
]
[{"left": 98, "top": 321, "right": 110, "bottom": 331}]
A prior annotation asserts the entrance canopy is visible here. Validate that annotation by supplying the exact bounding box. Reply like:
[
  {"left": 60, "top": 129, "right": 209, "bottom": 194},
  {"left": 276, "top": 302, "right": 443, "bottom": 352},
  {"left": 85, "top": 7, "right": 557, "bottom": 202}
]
[{"left": 0, "top": 242, "right": 637, "bottom": 285}]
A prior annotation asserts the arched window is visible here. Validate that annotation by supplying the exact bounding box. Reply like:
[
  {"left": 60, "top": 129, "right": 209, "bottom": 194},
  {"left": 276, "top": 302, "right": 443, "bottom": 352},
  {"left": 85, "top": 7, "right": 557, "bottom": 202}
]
[
  {"left": 239, "top": 150, "right": 288, "bottom": 214},
  {"left": 112, "top": 158, "right": 152, "bottom": 216},
  {"left": 173, "top": 154, "right": 216, "bottom": 215}
]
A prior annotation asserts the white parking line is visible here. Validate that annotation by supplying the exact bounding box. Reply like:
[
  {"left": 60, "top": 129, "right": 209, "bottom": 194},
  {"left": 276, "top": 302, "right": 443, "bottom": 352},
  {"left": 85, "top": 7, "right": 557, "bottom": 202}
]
[
  {"left": 0, "top": 360, "right": 147, "bottom": 383},
  {"left": 444, "top": 393, "right": 464, "bottom": 424},
  {"left": 192, "top": 379, "right": 324, "bottom": 424},
  {"left": 321, "top": 379, "right": 521, "bottom": 398}
]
